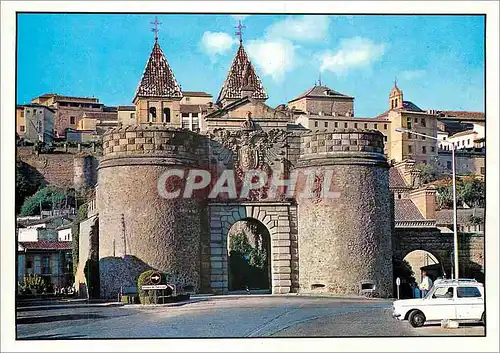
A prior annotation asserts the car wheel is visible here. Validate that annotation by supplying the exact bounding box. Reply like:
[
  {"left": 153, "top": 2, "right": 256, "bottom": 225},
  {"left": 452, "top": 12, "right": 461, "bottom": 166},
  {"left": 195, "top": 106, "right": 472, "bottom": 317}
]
[
  {"left": 481, "top": 312, "right": 486, "bottom": 325},
  {"left": 409, "top": 310, "right": 426, "bottom": 328}
]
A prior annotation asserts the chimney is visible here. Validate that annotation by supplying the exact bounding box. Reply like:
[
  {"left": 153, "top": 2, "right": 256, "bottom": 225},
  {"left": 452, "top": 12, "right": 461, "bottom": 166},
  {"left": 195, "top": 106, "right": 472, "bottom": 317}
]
[{"left": 409, "top": 186, "right": 436, "bottom": 220}]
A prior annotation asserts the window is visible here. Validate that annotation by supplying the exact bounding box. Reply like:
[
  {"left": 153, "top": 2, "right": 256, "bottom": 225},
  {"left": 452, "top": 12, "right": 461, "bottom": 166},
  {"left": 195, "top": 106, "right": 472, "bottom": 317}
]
[
  {"left": 26, "top": 109, "right": 30, "bottom": 114},
  {"left": 397, "top": 193, "right": 402, "bottom": 199},
  {"left": 20, "top": 125, "right": 25, "bottom": 132},
  {"left": 20, "top": 110, "right": 24, "bottom": 118},
  {"left": 324, "top": 122, "right": 328, "bottom": 128},
  {"left": 182, "top": 113, "right": 190, "bottom": 129},
  {"left": 364, "top": 123, "right": 368, "bottom": 129},
  {"left": 421, "top": 118, "right": 426, "bottom": 127},
  {"left": 334, "top": 122, "right": 338, "bottom": 128},
  {"left": 344, "top": 122, "right": 348, "bottom": 128},
  {"left": 447, "top": 161, "right": 452, "bottom": 169},
  {"left": 192, "top": 114, "right": 200, "bottom": 131},
  {"left": 443, "top": 137, "right": 447, "bottom": 140},
  {"left": 354, "top": 123, "right": 358, "bottom": 128},
  {"left": 149, "top": 107, "right": 157, "bottom": 122},
  {"left": 480, "top": 167, "right": 485, "bottom": 175},
  {"left": 457, "top": 287, "right": 482, "bottom": 298},
  {"left": 422, "top": 146, "right": 427, "bottom": 154},
  {"left": 26, "top": 260, "right": 32, "bottom": 269},
  {"left": 421, "top": 136, "right": 426, "bottom": 140},
  {"left": 431, "top": 146, "right": 435, "bottom": 152},
  {"left": 130, "top": 112, "right": 135, "bottom": 120},
  {"left": 37, "top": 120, "right": 43, "bottom": 131},
  {"left": 314, "top": 121, "right": 318, "bottom": 128},
  {"left": 374, "top": 123, "right": 378, "bottom": 129},
  {"left": 414, "top": 117, "right": 418, "bottom": 123},
  {"left": 408, "top": 145, "right": 413, "bottom": 153},
  {"left": 185, "top": 97, "right": 191, "bottom": 102},
  {"left": 467, "top": 139, "right": 470, "bottom": 145},
  {"left": 432, "top": 286, "right": 454, "bottom": 299},
  {"left": 163, "top": 107, "right": 171, "bottom": 123},
  {"left": 384, "top": 124, "right": 387, "bottom": 130},
  {"left": 41, "top": 256, "right": 50, "bottom": 275},
  {"left": 406, "top": 117, "right": 412, "bottom": 129},
  {"left": 395, "top": 98, "right": 398, "bottom": 107},
  {"left": 384, "top": 136, "right": 388, "bottom": 142},
  {"left": 70, "top": 116, "right": 76, "bottom": 125}
]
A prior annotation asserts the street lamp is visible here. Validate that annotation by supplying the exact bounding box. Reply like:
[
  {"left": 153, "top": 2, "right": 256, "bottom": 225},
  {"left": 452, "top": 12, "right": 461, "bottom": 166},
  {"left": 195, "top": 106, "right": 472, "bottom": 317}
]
[{"left": 394, "top": 127, "right": 459, "bottom": 280}]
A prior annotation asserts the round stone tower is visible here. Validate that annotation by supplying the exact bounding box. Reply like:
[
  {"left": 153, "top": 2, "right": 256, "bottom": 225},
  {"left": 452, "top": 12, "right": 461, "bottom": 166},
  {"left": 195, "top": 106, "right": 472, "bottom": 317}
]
[
  {"left": 296, "top": 129, "right": 393, "bottom": 297},
  {"left": 97, "top": 126, "right": 209, "bottom": 299}
]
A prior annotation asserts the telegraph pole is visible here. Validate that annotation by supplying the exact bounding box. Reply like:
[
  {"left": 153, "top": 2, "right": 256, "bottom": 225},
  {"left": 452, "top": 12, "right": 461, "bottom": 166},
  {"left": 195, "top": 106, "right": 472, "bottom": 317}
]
[{"left": 121, "top": 214, "right": 126, "bottom": 255}]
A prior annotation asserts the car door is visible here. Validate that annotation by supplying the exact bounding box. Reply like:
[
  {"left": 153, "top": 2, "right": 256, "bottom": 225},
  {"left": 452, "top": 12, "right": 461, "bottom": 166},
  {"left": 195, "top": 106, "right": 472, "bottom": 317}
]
[
  {"left": 422, "top": 286, "right": 456, "bottom": 321},
  {"left": 455, "top": 286, "right": 484, "bottom": 320}
]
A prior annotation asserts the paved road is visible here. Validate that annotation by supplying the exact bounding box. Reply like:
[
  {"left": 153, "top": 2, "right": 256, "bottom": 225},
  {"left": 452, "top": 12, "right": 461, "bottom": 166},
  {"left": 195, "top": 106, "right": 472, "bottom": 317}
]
[{"left": 16, "top": 296, "right": 484, "bottom": 339}]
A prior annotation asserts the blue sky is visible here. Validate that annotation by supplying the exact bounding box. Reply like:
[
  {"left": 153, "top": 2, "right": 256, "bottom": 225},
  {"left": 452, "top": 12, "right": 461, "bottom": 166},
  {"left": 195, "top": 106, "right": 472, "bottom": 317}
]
[{"left": 17, "top": 14, "right": 485, "bottom": 116}]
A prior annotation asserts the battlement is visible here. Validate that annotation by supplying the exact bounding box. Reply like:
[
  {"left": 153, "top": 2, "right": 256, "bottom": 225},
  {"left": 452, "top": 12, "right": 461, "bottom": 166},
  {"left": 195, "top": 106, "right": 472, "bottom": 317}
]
[
  {"left": 100, "top": 125, "right": 206, "bottom": 167},
  {"left": 298, "top": 129, "right": 387, "bottom": 167}
]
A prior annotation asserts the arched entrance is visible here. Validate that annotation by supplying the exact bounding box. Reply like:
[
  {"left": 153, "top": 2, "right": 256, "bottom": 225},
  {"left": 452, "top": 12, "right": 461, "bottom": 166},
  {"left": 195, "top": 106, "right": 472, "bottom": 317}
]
[
  {"left": 404, "top": 250, "right": 443, "bottom": 283},
  {"left": 227, "top": 218, "right": 271, "bottom": 292}
]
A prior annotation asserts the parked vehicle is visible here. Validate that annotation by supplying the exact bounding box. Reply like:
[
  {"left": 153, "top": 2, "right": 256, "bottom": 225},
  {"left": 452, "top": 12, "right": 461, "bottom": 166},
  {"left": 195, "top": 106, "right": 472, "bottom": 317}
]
[{"left": 392, "top": 279, "right": 485, "bottom": 328}]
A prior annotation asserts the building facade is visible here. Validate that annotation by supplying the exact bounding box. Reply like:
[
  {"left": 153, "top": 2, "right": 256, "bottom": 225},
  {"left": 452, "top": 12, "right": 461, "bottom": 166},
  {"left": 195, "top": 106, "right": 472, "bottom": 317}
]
[{"left": 21, "top": 104, "right": 55, "bottom": 143}]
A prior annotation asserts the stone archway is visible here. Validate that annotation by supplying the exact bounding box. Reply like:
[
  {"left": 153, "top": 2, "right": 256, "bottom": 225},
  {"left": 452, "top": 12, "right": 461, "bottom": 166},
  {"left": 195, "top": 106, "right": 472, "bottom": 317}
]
[
  {"left": 403, "top": 249, "right": 444, "bottom": 283},
  {"left": 207, "top": 202, "right": 298, "bottom": 294},
  {"left": 227, "top": 218, "right": 271, "bottom": 292}
]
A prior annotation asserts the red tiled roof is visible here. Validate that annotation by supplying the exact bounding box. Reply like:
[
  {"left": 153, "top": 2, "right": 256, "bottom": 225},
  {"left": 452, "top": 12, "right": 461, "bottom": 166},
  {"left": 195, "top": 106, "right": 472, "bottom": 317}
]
[
  {"left": 19, "top": 241, "right": 72, "bottom": 251},
  {"left": 394, "top": 199, "right": 425, "bottom": 221},
  {"left": 389, "top": 167, "right": 409, "bottom": 189},
  {"left": 449, "top": 129, "right": 476, "bottom": 138},
  {"left": 83, "top": 111, "right": 118, "bottom": 120},
  {"left": 180, "top": 104, "right": 207, "bottom": 114},
  {"left": 216, "top": 43, "right": 268, "bottom": 104},
  {"left": 134, "top": 41, "right": 182, "bottom": 101}
]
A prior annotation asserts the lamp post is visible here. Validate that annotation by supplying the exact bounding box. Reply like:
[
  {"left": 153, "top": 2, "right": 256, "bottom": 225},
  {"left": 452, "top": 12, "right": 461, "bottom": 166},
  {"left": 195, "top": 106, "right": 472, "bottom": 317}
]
[{"left": 394, "top": 127, "right": 459, "bottom": 280}]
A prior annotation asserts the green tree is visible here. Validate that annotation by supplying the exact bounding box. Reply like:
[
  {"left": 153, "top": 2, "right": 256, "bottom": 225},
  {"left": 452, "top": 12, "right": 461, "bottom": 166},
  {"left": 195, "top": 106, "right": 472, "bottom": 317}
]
[
  {"left": 16, "top": 161, "right": 40, "bottom": 214},
  {"left": 415, "top": 160, "right": 444, "bottom": 185},
  {"left": 436, "top": 177, "right": 485, "bottom": 210},
  {"left": 20, "top": 186, "right": 75, "bottom": 216}
]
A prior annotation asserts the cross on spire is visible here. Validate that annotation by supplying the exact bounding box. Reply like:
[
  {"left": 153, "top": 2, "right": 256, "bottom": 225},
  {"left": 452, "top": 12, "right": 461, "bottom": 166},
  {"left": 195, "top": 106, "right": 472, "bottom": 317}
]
[
  {"left": 235, "top": 20, "right": 246, "bottom": 44},
  {"left": 394, "top": 76, "right": 398, "bottom": 88},
  {"left": 151, "top": 16, "right": 161, "bottom": 42}
]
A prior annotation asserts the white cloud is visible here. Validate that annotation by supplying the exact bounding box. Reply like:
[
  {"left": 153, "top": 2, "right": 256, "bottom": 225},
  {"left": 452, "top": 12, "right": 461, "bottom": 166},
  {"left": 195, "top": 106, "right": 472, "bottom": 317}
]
[
  {"left": 401, "top": 69, "right": 426, "bottom": 80},
  {"left": 266, "top": 15, "right": 330, "bottom": 42},
  {"left": 246, "top": 39, "right": 298, "bottom": 82},
  {"left": 200, "top": 31, "right": 238, "bottom": 59},
  {"left": 319, "top": 37, "right": 386, "bottom": 75}
]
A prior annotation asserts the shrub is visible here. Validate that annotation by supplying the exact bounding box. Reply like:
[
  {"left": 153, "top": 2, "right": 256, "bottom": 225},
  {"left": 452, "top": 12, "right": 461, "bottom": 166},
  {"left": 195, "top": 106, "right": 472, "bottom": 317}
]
[
  {"left": 137, "top": 270, "right": 157, "bottom": 304},
  {"left": 20, "top": 186, "right": 75, "bottom": 216},
  {"left": 18, "top": 274, "right": 52, "bottom": 295}
]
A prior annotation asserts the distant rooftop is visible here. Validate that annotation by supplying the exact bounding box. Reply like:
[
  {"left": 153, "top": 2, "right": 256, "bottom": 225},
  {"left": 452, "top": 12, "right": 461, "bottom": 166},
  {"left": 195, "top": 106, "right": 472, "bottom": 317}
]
[
  {"left": 437, "top": 110, "right": 485, "bottom": 122},
  {"left": 288, "top": 85, "right": 353, "bottom": 103},
  {"left": 182, "top": 91, "right": 212, "bottom": 98}
]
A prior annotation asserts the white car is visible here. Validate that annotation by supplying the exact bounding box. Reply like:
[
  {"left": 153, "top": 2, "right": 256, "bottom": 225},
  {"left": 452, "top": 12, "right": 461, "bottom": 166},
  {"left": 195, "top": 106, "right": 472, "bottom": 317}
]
[{"left": 392, "top": 279, "right": 485, "bottom": 328}]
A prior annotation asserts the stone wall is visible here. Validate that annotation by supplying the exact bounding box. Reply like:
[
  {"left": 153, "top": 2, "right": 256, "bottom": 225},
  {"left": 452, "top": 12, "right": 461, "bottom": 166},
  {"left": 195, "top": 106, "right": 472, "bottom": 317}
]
[
  {"left": 296, "top": 129, "right": 393, "bottom": 297},
  {"left": 17, "top": 147, "right": 100, "bottom": 189},
  {"left": 394, "top": 228, "right": 485, "bottom": 277},
  {"left": 75, "top": 215, "right": 98, "bottom": 298},
  {"left": 98, "top": 126, "right": 209, "bottom": 299}
]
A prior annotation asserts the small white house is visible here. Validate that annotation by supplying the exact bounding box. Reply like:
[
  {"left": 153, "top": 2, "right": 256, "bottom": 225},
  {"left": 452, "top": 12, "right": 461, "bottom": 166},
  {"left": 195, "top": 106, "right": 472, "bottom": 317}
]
[{"left": 57, "top": 225, "right": 73, "bottom": 242}]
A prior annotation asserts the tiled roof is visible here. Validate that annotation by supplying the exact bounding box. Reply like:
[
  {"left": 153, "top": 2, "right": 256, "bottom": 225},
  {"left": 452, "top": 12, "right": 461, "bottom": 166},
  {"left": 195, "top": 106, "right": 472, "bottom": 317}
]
[
  {"left": 449, "top": 129, "right": 476, "bottom": 138},
  {"left": 19, "top": 241, "right": 72, "bottom": 251},
  {"left": 82, "top": 111, "right": 118, "bottom": 120},
  {"left": 394, "top": 199, "right": 425, "bottom": 221},
  {"left": 437, "top": 111, "right": 485, "bottom": 121},
  {"left": 216, "top": 43, "right": 268, "bottom": 104},
  {"left": 402, "top": 101, "right": 424, "bottom": 112},
  {"left": 21, "top": 104, "right": 56, "bottom": 113},
  {"left": 117, "top": 106, "right": 136, "bottom": 111},
  {"left": 182, "top": 91, "right": 213, "bottom": 97},
  {"left": 134, "top": 41, "right": 182, "bottom": 101},
  {"left": 389, "top": 167, "right": 409, "bottom": 189},
  {"left": 289, "top": 85, "right": 353, "bottom": 102},
  {"left": 180, "top": 104, "right": 207, "bottom": 114},
  {"left": 436, "top": 208, "right": 485, "bottom": 225}
]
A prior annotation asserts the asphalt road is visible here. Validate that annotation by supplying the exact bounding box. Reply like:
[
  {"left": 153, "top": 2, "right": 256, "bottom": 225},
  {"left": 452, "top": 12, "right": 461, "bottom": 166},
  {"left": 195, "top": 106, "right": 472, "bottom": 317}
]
[{"left": 16, "top": 295, "right": 485, "bottom": 339}]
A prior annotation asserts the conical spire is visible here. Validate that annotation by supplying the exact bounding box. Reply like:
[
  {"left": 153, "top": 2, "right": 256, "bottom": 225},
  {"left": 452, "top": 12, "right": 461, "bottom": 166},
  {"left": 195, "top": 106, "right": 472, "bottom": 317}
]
[
  {"left": 133, "top": 41, "right": 182, "bottom": 102},
  {"left": 216, "top": 43, "right": 268, "bottom": 105}
]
